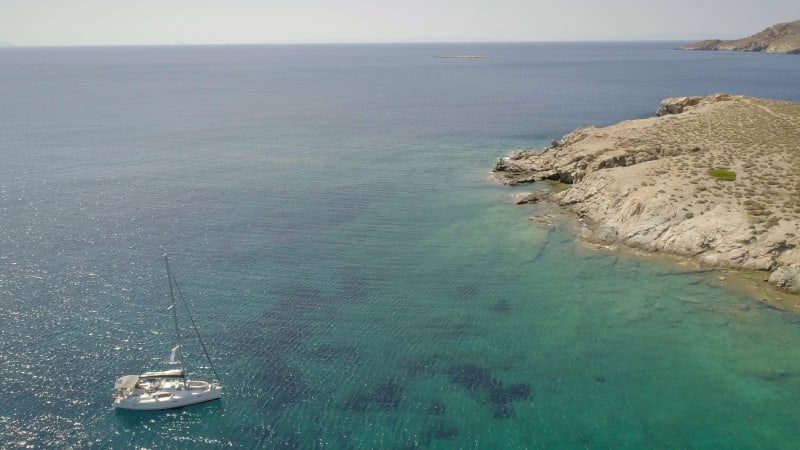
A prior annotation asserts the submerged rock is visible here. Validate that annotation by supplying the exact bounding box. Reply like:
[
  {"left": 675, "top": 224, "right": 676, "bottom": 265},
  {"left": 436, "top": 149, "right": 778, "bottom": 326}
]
[
  {"left": 446, "top": 363, "right": 531, "bottom": 419},
  {"left": 769, "top": 266, "right": 800, "bottom": 293},
  {"left": 447, "top": 364, "right": 498, "bottom": 391},
  {"left": 343, "top": 377, "right": 404, "bottom": 412}
]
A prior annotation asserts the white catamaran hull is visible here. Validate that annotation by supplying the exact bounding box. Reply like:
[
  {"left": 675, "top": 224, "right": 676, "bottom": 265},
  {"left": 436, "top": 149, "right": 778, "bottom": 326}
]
[
  {"left": 114, "top": 382, "right": 222, "bottom": 410},
  {"left": 113, "top": 256, "right": 223, "bottom": 412}
]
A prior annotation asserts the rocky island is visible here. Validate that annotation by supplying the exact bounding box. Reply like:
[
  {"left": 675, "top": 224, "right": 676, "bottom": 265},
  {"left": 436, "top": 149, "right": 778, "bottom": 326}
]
[
  {"left": 680, "top": 19, "right": 800, "bottom": 55},
  {"left": 493, "top": 94, "right": 800, "bottom": 294}
]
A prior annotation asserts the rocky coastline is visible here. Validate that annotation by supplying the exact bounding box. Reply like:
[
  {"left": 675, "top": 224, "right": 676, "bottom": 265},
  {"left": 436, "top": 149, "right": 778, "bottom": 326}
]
[
  {"left": 493, "top": 94, "right": 800, "bottom": 294},
  {"left": 680, "top": 19, "right": 800, "bottom": 55}
]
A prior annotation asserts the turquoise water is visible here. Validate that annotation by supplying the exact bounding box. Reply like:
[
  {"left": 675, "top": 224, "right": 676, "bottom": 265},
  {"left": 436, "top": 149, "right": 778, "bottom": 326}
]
[{"left": 2, "top": 43, "right": 800, "bottom": 448}]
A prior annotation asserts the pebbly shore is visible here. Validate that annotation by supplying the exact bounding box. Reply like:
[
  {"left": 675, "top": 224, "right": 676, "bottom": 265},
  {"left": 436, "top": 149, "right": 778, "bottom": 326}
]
[{"left": 493, "top": 94, "right": 800, "bottom": 294}]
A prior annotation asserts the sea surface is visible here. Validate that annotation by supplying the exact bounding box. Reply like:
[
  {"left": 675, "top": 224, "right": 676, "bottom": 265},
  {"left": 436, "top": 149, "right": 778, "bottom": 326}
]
[{"left": 2, "top": 42, "right": 800, "bottom": 449}]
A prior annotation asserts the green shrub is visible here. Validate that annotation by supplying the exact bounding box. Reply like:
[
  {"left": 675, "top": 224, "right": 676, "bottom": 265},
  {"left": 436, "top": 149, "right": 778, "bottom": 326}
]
[{"left": 709, "top": 168, "right": 736, "bottom": 181}]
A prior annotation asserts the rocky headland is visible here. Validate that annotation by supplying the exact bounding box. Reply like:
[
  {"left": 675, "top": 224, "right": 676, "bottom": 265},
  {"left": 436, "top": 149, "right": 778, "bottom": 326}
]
[
  {"left": 680, "top": 19, "right": 800, "bottom": 55},
  {"left": 493, "top": 94, "right": 800, "bottom": 294}
]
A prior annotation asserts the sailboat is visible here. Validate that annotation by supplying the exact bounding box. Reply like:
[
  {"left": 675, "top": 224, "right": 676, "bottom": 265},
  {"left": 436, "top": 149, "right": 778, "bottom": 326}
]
[{"left": 113, "top": 255, "right": 223, "bottom": 410}]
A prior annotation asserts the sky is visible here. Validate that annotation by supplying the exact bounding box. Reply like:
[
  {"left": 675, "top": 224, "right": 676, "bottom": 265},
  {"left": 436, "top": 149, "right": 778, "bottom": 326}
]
[{"left": 2, "top": 0, "right": 799, "bottom": 47}]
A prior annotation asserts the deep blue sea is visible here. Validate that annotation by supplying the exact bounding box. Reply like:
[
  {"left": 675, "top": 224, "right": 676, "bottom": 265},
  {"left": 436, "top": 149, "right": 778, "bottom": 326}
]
[{"left": 2, "top": 42, "right": 800, "bottom": 449}]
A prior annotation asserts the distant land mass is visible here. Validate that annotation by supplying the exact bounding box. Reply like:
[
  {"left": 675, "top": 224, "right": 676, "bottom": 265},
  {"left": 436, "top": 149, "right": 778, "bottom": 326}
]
[
  {"left": 680, "top": 19, "right": 800, "bottom": 55},
  {"left": 434, "top": 55, "right": 488, "bottom": 59}
]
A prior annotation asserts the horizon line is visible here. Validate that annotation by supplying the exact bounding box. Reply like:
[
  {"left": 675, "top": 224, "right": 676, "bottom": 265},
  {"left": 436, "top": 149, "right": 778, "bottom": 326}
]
[{"left": 0, "top": 38, "right": 702, "bottom": 49}]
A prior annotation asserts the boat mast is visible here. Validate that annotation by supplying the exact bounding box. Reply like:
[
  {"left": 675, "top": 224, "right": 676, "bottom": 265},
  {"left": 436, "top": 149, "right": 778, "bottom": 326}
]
[{"left": 164, "top": 255, "right": 186, "bottom": 382}]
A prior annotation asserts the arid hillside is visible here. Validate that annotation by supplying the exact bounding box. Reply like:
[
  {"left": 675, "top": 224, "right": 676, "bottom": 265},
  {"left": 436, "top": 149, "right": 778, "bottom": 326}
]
[
  {"left": 493, "top": 95, "right": 800, "bottom": 293},
  {"left": 681, "top": 19, "right": 800, "bottom": 54}
]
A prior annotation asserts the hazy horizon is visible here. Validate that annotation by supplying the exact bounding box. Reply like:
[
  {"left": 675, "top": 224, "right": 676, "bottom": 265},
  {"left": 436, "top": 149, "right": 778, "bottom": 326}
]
[
  {"left": 2, "top": 0, "right": 799, "bottom": 47},
  {"left": 0, "top": 38, "right": 733, "bottom": 49}
]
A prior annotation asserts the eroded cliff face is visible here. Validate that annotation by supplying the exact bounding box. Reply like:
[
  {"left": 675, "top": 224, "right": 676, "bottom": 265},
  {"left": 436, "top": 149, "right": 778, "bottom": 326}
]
[
  {"left": 680, "top": 19, "right": 800, "bottom": 55},
  {"left": 493, "top": 95, "right": 800, "bottom": 293}
]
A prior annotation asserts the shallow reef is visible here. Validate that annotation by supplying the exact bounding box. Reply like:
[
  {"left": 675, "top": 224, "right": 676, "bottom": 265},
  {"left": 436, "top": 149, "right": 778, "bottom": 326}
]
[
  {"left": 447, "top": 363, "right": 531, "bottom": 419},
  {"left": 343, "top": 377, "right": 403, "bottom": 412}
]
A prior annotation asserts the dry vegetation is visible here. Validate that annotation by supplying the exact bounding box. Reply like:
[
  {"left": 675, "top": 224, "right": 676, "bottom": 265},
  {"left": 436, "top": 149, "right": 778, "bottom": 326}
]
[{"left": 626, "top": 97, "right": 800, "bottom": 239}]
